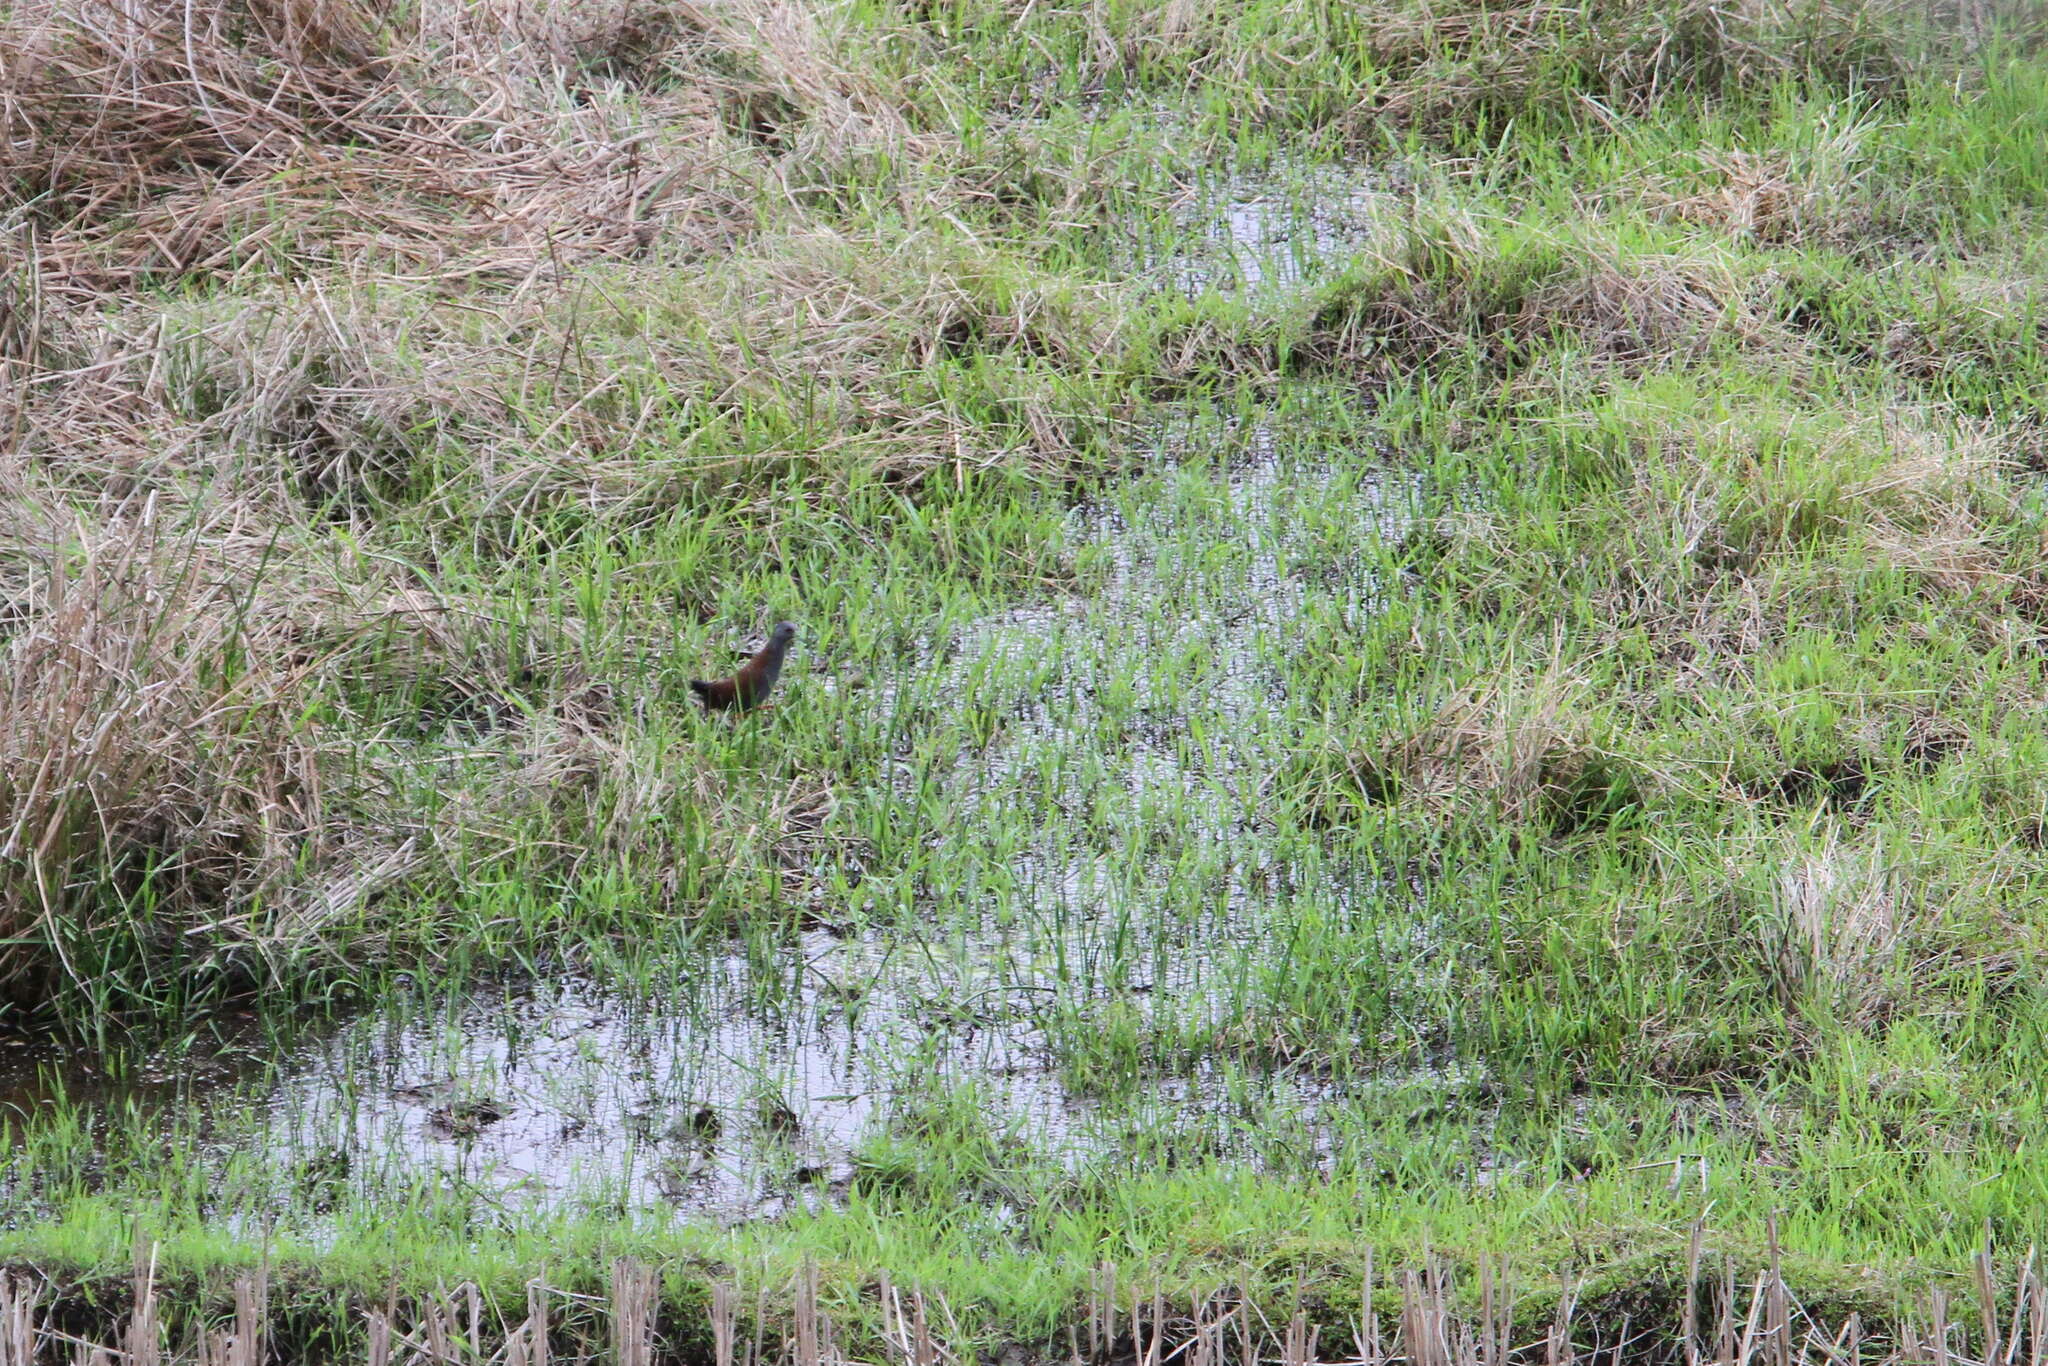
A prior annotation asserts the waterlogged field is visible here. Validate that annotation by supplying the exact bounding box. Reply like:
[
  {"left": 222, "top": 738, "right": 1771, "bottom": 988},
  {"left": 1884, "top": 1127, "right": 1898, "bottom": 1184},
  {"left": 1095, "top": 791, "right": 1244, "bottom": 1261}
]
[{"left": 4, "top": 0, "right": 2048, "bottom": 1360}]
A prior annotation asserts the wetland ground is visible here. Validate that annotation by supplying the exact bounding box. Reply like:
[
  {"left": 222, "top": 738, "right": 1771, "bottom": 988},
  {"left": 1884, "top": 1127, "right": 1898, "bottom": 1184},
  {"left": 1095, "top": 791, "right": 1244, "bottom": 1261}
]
[{"left": 3, "top": 0, "right": 2048, "bottom": 1359}]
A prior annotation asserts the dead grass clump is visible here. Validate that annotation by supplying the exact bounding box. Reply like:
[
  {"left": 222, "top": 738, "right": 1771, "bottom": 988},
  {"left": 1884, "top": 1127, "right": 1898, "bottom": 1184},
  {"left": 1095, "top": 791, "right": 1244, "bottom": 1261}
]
[
  {"left": 461, "top": 230, "right": 1127, "bottom": 517},
  {"left": 0, "top": 462, "right": 736, "bottom": 1012},
  {"left": 0, "top": 0, "right": 908, "bottom": 297},
  {"left": 0, "top": 519, "right": 324, "bottom": 1003},
  {"left": 1772, "top": 837, "right": 1900, "bottom": 1023},
  {"left": 1561, "top": 383, "right": 2012, "bottom": 602},
  {"left": 1655, "top": 149, "right": 1824, "bottom": 245},
  {"left": 0, "top": 483, "right": 472, "bottom": 1012},
  {"left": 1852, "top": 413, "right": 2015, "bottom": 593},
  {"left": 114, "top": 291, "right": 462, "bottom": 518},
  {"left": 2, "top": 287, "right": 467, "bottom": 529},
  {"left": 1292, "top": 215, "right": 1754, "bottom": 376},
  {"left": 1328, "top": 670, "right": 1644, "bottom": 834},
  {"left": 696, "top": 0, "right": 914, "bottom": 161},
  {"left": 1358, "top": 0, "right": 1961, "bottom": 137},
  {"left": 1283, "top": 201, "right": 1491, "bottom": 372},
  {"left": 1514, "top": 251, "right": 1752, "bottom": 364},
  {"left": 1752, "top": 828, "right": 2014, "bottom": 1034},
  {"left": 3, "top": 0, "right": 707, "bottom": 289},
  {"left": 1648, "top": 105, "right": 1888, "bottom": 248},
  {"left": 13, "top": 222, "right": 1120, "bottom": 556}
]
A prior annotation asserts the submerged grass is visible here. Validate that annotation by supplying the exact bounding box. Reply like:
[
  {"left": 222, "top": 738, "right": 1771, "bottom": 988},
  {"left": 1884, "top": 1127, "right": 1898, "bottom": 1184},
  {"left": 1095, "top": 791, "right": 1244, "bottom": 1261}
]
[{"left": 5, "top": 0, "right": 2048, "bottom": 1357}]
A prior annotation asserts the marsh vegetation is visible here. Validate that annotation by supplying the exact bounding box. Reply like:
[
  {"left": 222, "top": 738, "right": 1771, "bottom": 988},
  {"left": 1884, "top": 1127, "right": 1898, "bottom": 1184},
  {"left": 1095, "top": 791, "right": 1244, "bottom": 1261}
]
[{"left": 3, "top": 0, "right": 2048, "bottom": 1359}]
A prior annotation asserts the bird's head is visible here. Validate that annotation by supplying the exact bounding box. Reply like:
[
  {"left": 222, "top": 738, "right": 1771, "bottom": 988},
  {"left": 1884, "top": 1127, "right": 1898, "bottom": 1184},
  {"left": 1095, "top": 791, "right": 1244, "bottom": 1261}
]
[{"left": 769, "top": 621, "right": 798, "bottom": 649}]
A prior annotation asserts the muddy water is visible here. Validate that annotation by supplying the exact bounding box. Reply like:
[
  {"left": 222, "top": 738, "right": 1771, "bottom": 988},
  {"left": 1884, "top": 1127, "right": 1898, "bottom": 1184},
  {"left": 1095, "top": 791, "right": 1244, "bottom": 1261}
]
[{"left": 4, "top": 168, "right": 1432, "bottom": 1222}]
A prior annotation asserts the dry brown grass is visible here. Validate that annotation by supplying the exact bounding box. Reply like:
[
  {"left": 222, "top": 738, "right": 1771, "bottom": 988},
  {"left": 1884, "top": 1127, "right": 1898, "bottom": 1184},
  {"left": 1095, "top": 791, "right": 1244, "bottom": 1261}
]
[
  {"left": 1294, "top": 209, "right": 1759, "bottom": 376},
  {"left": 0, "top": 449, "right": 743, "bottom": 1008},
  {"left": 1752, "top": 823, "right": 2022, "bottom": 1038},
  {"left": 9, "top": 1242, "right": 2048, "bottom": 1366},
  {"left": 0, "top": 478, "right": 460, "bottom": 1004},
  {"left": 1334, "top": 666, "right": 1642, "bottom": 831},
  {"left": 1516, "top": 249, "right": 1754, "bottom": 362},
  {"left": 1354, "top": 0, "right": 1968, "bottom": 134},
  {"left": 0, "top": 3, "right": 1099, "bottom": 1021},
  {"left": 1648, "top": 105, "right": 1889, "bottom": 249},
  {"left": 0, "top": 0, "right": 913, "bottom": 298},
  {"left": 1853, "top": 413, "right": 2017, "bottom": 594},
  {"left": 1764, "top": 829, "right": 1913, "bottom": 1029},
  {"left": 4, "top": 217, "right": 1123, "bottom": 536}
]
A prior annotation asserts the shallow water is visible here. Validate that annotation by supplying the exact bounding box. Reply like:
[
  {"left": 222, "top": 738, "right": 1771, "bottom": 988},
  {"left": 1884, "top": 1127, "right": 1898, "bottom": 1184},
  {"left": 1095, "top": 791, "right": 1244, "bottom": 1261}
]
[
  {"left": 0, "top": 162, "right": 1438, "bottom": 1222},
  {"left": 228, "top": 409, "right": 1422, "bottom": 1218},
  {"left": 1148, "top": 163, "right": 1389, "bottom": 298}
]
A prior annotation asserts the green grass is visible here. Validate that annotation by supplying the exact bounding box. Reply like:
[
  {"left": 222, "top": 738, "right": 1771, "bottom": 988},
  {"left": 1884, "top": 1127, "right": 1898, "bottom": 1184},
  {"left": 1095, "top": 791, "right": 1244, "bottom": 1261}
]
[{"left": 5, "top": 0, "right": 2048, "bottom": 1358}]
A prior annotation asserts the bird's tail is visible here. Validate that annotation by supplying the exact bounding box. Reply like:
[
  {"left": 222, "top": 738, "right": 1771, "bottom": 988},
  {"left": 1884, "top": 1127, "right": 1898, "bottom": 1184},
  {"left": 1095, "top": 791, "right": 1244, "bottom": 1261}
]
[{"left": 687, "top": 679, "right": 712, "bottom": 700}]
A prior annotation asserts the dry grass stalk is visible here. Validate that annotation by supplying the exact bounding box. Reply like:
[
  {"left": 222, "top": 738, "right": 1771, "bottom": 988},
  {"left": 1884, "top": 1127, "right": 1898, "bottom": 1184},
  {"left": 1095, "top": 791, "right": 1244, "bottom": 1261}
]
[
  {"left": 2025, "top": 1248, "right": 2048, "bottom": 1363},
  {"left": 713, "top": 1281, "right": 738, "bottom": 1366},
  {"left": 1184, "top": 1289, "right": 1235, "bottom": 1366},
  {"left": 1684, "top": 1220, "right": 1705, "bottom": 1366},
  {"left": 911, "top": 1288, "right": 940, "bottom": 1366},
  {"left": 127, "top": 1239, "right": 161, "bottom": 1366},
  {"left": 0, "top": 1275, "right": 41, "bottom": 1366},
  {"left": 1763, "top": 1217, "right": 1792, "bottom": 1366},
  {"left": 504, "top": 1273, "right": 552, "bottom": 1366},
  {"left": 791, "top": 1263, "right": 826, "bottom": 1366},
  {"left": 611, "top": 1259, "right": 657, "bottom": 1366},
  {"left": 1131, "top": 1279, "right": 1165, "bottom": 1366},
  {"left": 1280, "top": 1306, "right": 1317, "bottom": 1366},
  {"left": 420, "top": 1284, "right": 452, "bottom": 1362},
  {"left": 1545, "top": 1275, "right": 1577, "bottom": 1366},
  {"left": 1089, "top": 1263, "right": 1116, "bottom": 1360},
  {"left": 1974, "top": 1244, "right": 2001, "bottom": 1365},
  {"left": 879, "top": 1275, "right": 949, "bottom": 1366},
  {"left": 213, "top": 1270, "right": 265, "bottom": 1366},
  {"left": 1477, "top": 1259, "right": 1510, "bottom": 1366},
  {"left": 1764, "top": 827, "right": 1933, "bottom": 1030},
  {"left": 1401, "top": 1267, "right": 1455, "bottom": 1366},
  {"left": 20, "top": 1250, "right": 2048, "bottom": 1364},
  {"left": 364, "top": 1306, "right": 390, "bottom": 1366}
]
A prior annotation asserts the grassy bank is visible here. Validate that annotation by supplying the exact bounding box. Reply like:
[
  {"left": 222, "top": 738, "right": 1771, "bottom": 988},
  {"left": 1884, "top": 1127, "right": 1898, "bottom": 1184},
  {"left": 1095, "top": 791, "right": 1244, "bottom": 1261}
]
[{"left": 5, "top": 0, "right": 2048, "bottom": 1359}]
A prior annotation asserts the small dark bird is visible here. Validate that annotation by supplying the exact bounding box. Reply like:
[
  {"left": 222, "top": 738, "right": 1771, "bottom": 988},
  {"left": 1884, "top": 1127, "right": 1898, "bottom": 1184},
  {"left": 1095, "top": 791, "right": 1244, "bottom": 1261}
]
[{"left": 689, "top": 621, "right": 796, "bottom": 712}]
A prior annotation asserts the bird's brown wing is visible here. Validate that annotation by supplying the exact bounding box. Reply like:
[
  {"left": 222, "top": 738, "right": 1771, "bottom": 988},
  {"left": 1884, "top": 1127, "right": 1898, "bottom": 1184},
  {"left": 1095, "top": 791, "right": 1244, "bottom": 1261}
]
[{"left": 690, "top": 677, "right": 740, "bottom": 709}]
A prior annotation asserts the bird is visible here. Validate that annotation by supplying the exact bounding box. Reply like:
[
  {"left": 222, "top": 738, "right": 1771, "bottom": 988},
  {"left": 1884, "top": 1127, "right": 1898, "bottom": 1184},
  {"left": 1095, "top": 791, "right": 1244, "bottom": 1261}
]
[{"left": 689, "top": 621, "right": 796, "bottom": 712}]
